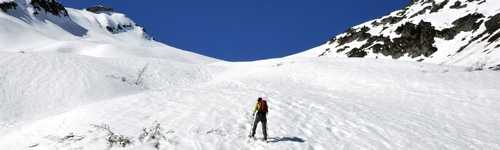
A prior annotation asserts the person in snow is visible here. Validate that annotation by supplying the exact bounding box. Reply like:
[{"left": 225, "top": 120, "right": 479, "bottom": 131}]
[{"left": 250, "top": 97, "right": 268, "bottom": 140}]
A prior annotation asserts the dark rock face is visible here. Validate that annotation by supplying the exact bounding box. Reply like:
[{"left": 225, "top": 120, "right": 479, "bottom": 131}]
[
  {"left": 318, "top": 48, "right": 330, "bottom": 56},
  {"left": 393, "top": 21, "right": 439, "bottom": 58},
  {"left": 333, "top": 21, "right": 439, "bottom": 59},
  {"left": 479, "top": 13, "right": 500, "bottom": 43},
  {"left": 86, "top": 5, "right": 114, "bottom": 13},
  {"left": 346, "top": 48, "right": 367, "bottom": 57},
  {"left": 450, "top": 1, "right": 467, "bottom": 9},
  {"left": 336, "top": 26, "right": 371, "bottom": 46},
  {"left": 319, "top": 0, "right": 499, "bottom": 63},
  {"left": 0, "top": 1, "right": 17, "bottom": 12},
  {"left": 485, "top": 13, "right": 500, "bottom": 34},
  {"left": 106, "top": 24, "right": 134, "bottom": 34},
  {"left": 323, "top": 10, "right": 492, "bottom": 59},
  {"left": 438, "top": 13, "right": 484, "bottom": 40},
  {"left": 372, "top": 16, "right": 405, "bottom": 26},
  {"left": 409, "top": 6, "right": 432, "bottom": 18},
  {"left": 489, "top": 32, "right": 500, "bottom": 43},
  {"left": 381, "top": 16, "right": 404, "bottom": 24},
  {"left": 337, "top": 46, "right": 350, "bottom": 52},
  {"left": 451, "top": 13, "right": 484, "bottom": 32},
  {"left": 30, "top": 0, "right": 68, "bottom": 16},
  {"left": 431, "top": 0, "right": 449, "bottom": 13}
]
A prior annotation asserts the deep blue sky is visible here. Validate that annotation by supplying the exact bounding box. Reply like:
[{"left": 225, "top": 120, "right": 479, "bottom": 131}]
[{"left": 60, "top": 0, "right": 408, "bottom": 61}]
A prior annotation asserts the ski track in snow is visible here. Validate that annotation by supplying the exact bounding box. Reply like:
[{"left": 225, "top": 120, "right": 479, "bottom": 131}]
[{"left": 0, "top": 54, "right": 499, "bottom": 150}]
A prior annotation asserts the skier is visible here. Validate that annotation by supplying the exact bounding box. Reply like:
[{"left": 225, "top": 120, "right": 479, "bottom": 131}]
[{"left": 249, "top": 97, "right": 268, "bottom": 141}]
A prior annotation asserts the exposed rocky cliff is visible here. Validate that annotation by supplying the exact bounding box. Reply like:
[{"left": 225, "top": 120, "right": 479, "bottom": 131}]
[
  {"left": 30, "top": 0, "right": 68, "bottom": 16},
  {"left": 307, "top": 0, "right": 500, "bottom": 68},
  {"left": 0, "top": 1, "right": 17, "bottom": 12}
]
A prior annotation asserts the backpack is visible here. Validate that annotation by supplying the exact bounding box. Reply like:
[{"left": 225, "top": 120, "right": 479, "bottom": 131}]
[{"left": 259, "top": 100, "right": 268, "bottom": 113}]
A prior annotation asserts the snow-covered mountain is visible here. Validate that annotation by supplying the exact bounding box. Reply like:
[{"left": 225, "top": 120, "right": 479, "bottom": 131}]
[
  {"left": 0, "top": 0, "right": 215, "bottom": 131},
  {"left": 1, "top": 0, "right": 500, "bottom": 150},
  {"left": 297, "top": 0, "right": 500, "bottom": 69},
  {"left": 0, "top": 0, "right": 214, "bottom": 63}
]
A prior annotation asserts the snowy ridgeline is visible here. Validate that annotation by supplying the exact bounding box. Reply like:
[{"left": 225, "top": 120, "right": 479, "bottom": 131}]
[
  {"left": 0, "top": 0, "right": 500, "bottom": 150},
  {"left": 294, "top": 0, "right": 500, "bottom": 69},
  {"left": 0, "top": 0, "right": 215, "bottom": 63}
]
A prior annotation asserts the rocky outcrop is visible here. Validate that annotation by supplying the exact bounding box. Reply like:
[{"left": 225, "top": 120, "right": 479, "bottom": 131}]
[
  {"left": 346, "top": 48, "right": 367, "bottom": 57},
  {"left": 86, "top": 5, "right": 114, "bottom": 14},
  {"left": 0, "top": 1, "right": 17, "bottom": 12},
  {"left": 438, "top": 13, "right": 484, "bottom": 40},
  {"left": 336, "top": 27, "right": 371, "bottom": 46},
  {"left": 450, "top": 1, "right": 467, "bottom": 9},
  {"left": 313, "top": 0, "right": 500, "bottom": 68},
  {"left": 431, "top": 0, "right": 449, "bottom": 13},
  {"left": 30, "top": 0, "right": 68, "bottom": 16},
  {"left": 106, "top": 24, "right": 134, "bottom": 34},
  {"left": 485, "top": 13, "right": 500, "bottom": 42},
  {"left": 485, "top": 13, "right": 500, "bottom": 34},
  {"left": 350, "top": 21, "right": 439, "bottom": 58},
  {"left": 372, "top": 16, "right": 405, "bottom": 26}
]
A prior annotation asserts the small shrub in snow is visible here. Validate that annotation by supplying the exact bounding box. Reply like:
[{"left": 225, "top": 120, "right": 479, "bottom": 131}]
[
  {"left": 135, "top": 64, "right": 149, "bottom": 86},
  {"left": 138, "top": 123, "right": 173, "bottom": 149},
  {"left": 106, "top": 64, "right": 149, "bottom": 88},
  {"left": 91, "top": 124, "right": 132, "bottom": 148}
]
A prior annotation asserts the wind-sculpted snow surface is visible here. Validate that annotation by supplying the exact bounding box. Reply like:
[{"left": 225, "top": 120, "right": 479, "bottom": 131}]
[
  {"left": 0, "top": 56, "right": 499, "bottom": 150},
  {"left": 0, "top": 52, "right": 212, "bottom": 132}
]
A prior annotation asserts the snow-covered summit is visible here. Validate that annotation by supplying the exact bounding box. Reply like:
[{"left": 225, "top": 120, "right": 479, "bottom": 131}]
[
  {"left": 0, "top": 0, "right": 215, "bottom": 63},
  {"left": 295, "top": 0, "right": 500, "bottom": 69},
  {"left": 0, "top": 0, "right": 216, "bottom": 134}
]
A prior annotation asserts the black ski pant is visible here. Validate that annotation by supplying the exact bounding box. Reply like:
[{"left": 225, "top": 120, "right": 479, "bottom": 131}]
[{"left": 251, "top": 112, "right": 267, "bottom": 140}]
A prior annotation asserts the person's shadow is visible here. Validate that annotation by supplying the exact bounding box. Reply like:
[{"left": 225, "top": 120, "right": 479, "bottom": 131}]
[{"left": 267, "top": 136, "right": 306, "bottom": 143}]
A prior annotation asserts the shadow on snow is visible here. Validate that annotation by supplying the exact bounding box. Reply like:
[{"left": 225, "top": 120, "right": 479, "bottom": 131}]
[{"left": 267, "top": 136, "right": 306, "bottom": 143}]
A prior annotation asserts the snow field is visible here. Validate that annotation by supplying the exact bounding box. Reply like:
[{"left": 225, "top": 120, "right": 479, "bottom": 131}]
[{"left": 1, "top": 55, "right": 499, "bottom": 150}]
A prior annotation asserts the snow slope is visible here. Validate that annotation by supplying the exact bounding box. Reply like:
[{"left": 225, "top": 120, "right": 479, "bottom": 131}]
[
  {"left": 0, "top": 52, "right": 212, "bottom": 131},
  {"left": 0, "top": 0, "right": 215, "bottom": 63},
  {"left": 1, "top": 55, "right": 500, "bottom": 149},
  {"left": 293, "top": 0, "right": 500, "bottom": 68},
  {"left": 0, "top": 0, "right": 215, "bottom": 136}
]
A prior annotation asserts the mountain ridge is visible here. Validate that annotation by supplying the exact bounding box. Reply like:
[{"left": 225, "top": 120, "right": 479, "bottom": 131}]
[
  {"left": 0, "top": 0, "right": 216, "bottom": 63},
  {"left": 298, "top": 0, "right": 500, "bottom": 69}
]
